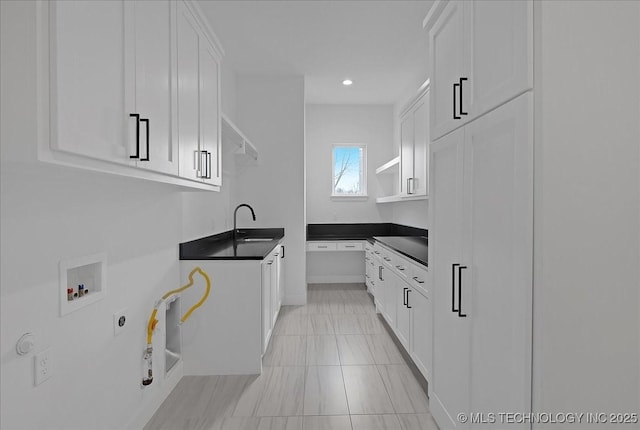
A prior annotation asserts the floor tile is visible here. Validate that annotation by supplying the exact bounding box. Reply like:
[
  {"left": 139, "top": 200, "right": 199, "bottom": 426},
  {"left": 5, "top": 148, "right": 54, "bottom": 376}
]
[
  {"left": 303, "top": 366, "right": 349, "bottom": 416},
  {"left": 279, "top": 305, "right": 308, "bottom": 316},
  {"left": 331, "top": 314, "right": 363, "bottom": 334},
  {"left": 396, "top": 414, "right": 439, "bottom": 430},
  {"left": 302, "top": 415, "right": 352, "bottom": 430},
  {"left": 257, "top": 417, "right": 303, "bottom": 430},
  {"left": 273, "top": 313, "right": 308, "bottom": 335},
  {"left": 341, "top": 365, "right": 395, "bottom": 415},
  {"left": 356, "top": 314, "right": 386, "bottom": 334},
  {"left": 217, "top": 416, "right": 261, "bottom": 430},
  {"left": 350, "top": 414, "right": 402, "bottom": 430},
  {"left": 307, "top": 314, "right": 334, "bottom": 335},
  {"left": 256, "top": 367, "right": 306, "bottom": 417},
  {"left": 263, "top": 336, "right": 306, "bottom": 366},
  {"left": 306, "top": 335, "right": 340, "bottom": 365},
  {"left": 233, "top": 374, "right": 270, "bottom": 417},
  {"left": 336, "top": 335, "right": 375, "bottom": 365},
  {"left": 365, "top": 334, "right": 406, "bottom": 365},
  {"left": 377, "top": 365, "right": 429, "bottom": 414}
]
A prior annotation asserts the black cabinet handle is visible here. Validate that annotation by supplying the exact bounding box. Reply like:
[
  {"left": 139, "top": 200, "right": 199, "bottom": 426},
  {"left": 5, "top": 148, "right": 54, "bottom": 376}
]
[
  {"left": 403, "top": 287, "right": 408, "bottom": 306},
  {"left": 140, "top": 118, "right": 150, "bottom": 161},
  {"left": 281, "top": 245, "right": 285, "bottom": 259},
  {"left": 459, "top": 77, "right": 468, "bottom": 116},
  {"left": 204, "top": 151, "right": 211, "bottom": 179},
  {"left": 412, "top": 276, "right": 424, "bottom": 284},
  {"left": 407, "top": 289, "right": 412, "bottom": 309},
  {"left": 452, "top": 263, "right": 460, "bottom": 313},
  {"left": 129, "top": 113, "right": 140, "bottom": 159},
  {"left": 452, "top": 77, "right": 468, "bottom": 120},
  {"left": 458, "top": 265, "right": 468, "bottom": 317}
]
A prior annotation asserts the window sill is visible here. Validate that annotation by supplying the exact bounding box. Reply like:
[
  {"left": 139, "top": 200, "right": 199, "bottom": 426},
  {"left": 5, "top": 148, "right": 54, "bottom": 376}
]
[{"left": 330, "top": 195, "right": 369, "bottom": 201}]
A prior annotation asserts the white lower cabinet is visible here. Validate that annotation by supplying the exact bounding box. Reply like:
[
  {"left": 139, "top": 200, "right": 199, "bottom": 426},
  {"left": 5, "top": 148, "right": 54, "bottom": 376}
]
[
  {"left": 394, "top": 275, "right": 411, "bottom": 349},
  {"left": 261, "top": 246, "right": 282, "bottom": 356},
  {"left": 429, "top": 93, "right": 533, "bottom": 429},
  {"left": 409, "top": 288, "right": 432, "bottom": 383},
  {"left": 372, "top": 242, "right": 432, "bottom": 386},
  {"left": 261, "top": 258, "right": 272, "bottom": 355}
]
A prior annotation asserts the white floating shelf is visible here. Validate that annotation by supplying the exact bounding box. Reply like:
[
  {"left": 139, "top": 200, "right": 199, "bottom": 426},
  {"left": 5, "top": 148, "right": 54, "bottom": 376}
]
[
  {"left": 376, "top": 194, "right": 429, "bottom": 204},
  {"left": 375, "top": 156, "right": 400, "bottom": 175},
  {"left": 221, "top": 113, "right": 258, "bottom": 161}
]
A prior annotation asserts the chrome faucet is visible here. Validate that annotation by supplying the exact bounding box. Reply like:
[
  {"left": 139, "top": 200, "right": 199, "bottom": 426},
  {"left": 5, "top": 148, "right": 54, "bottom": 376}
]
[{"left": 233, "top": 203, "right": 256, "bottom": 241}]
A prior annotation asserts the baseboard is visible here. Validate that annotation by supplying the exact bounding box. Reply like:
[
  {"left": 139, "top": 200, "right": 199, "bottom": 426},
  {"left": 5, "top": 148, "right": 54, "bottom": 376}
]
[
  {"left": 306, "top": 275, "right": 365, "bottom": 284},
  {"left": 126, "top": 360, "right": 184, "bottom": 430}
]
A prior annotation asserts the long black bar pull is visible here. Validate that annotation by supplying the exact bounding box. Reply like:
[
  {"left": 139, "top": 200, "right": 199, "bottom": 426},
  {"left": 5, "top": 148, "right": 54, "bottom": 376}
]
[
  {"left": 403, "top": 287, "right": 408, "bottom": 306},
  {"left": 459, "top": 77, "right": 468, "bottom": 116},
  {"left": 129, "top": 113, "right": 140, "bottom": 159},
  {"left": 453, "top": 83, "right": 460, "bottom": 119},
  {"left": 452, "top": 263, "right": 460, "bottom": 312},
  {"left": 406, "top": 290, "right": 412, "bottom": 309},
  {"left": 458, "top": 265, "right": 468, "bottom": 317},
  {"left": 140, "top": 118, "right": 150, "bottom": 161}
]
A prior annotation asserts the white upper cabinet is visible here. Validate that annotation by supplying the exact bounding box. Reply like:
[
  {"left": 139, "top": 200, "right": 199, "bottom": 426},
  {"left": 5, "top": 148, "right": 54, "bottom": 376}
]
[
  {"left": 199, "top": 41, "right": 222, "bottom": 186},
  {"left": 176, "top": 0, "right": 223, "bottom": 185},
  {"left": 399, "top": 86, "right": 430, "bottom": 197},
  {"left": 425, "top": 0, "right": 532, "bottom": 140},
  {"left": 48, "top": 0, "right": 223, "bottom": 189},
  {"left": 427, "top": 0, "right": 466, "bottom": 141},
  {"left": 51, "top": 0, "right": 132, "bottom": 164},
  {"left": 125, "top": 0, "right": 177, "bottom": 175},
  {"left": 176, "top": 2, "right": 201, "bottom": 182},
  {"left": 464, "top": 0, "right": 533, "bottom": 119}
]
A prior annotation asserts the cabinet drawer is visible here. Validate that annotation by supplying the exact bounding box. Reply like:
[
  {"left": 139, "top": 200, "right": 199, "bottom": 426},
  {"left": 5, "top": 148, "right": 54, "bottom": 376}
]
[
  {"left": 337, "top": 242, "right": 364, "bottom": 251},
  {"left": 409, "top": 264, "right": 429, "bottom": 296},
  {"left": 307, "top": 242, "right": 337, "bottom": 251}
]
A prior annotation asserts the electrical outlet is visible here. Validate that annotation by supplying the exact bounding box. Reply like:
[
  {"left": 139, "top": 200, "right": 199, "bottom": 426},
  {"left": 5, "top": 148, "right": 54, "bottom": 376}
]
[
  {"left": 34, "top": 348, "right": 52, "bottom": 386},
  {"left": 114, "top": 308, "right": 128, "bottom": 336}
]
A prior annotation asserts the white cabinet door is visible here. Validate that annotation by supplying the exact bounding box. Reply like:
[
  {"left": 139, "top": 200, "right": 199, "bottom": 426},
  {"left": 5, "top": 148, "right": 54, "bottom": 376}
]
[
  {"left": 199, "top": 41, "right": 222, "bottom": 186},
  {"left": 127, "top": 0, "right": 177, "bottom": 174},
  {"left": 463, "top": 93, "right": 532, "bottom": 425},
  {"left": 261, "top": 260, "right": 272, "bottom": 356},
  {"left": 381, "top": 264, "right": 396, "bottom": 328},
  {"left": 429, "top": 0, "right": 466, "bottom": 141},
  {"left": 277, "top": 245, "right": 285, "bottom": 307},
  {"left": 176, "top": 1, "right": 201, "bottom": 181},
  {"left": 465, "top": 0, "right": 533, "bottom": 119},
  {"left": 395, "top": 277, "right": 411, "bottom": 349},
  {"left": 51, "top": 0, "right": 132, "bottom": 164},
  {"left": 400, "top": 113, "right": 414, "bottom": 195},
  {"left": 412, "top": 95, "right": 429, "bottom": 196},
  {"left": 430, "top": 127, "right": 469, "bottom": 429},
  {"left": 270, "top": 249, "right": 279, "bottom": 327},
  {"left": 410, "top": 288, "right": 432, "bottom": 383}
]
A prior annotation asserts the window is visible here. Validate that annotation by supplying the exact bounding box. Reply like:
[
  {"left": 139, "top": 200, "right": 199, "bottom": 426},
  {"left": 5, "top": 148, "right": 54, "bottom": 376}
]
[{"left": 332, "top": 144, "right": 367, "bottom": 197}]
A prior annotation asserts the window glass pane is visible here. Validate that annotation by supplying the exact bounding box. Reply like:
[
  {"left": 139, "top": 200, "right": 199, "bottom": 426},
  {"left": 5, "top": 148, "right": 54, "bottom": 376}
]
[{"left": 333, "top": 145, "right": 365, "bottom": 196}]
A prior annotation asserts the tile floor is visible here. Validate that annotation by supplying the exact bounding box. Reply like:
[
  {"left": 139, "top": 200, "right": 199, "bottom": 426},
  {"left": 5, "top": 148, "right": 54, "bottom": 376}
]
[{"left": 144, "top": 284, "right": 438, "bottom": 430}]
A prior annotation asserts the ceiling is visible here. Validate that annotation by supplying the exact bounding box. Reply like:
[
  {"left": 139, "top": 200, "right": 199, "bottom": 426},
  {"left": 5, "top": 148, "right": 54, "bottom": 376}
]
[{"left": 198, "top": 1, "right": 433, "bottom": 105}]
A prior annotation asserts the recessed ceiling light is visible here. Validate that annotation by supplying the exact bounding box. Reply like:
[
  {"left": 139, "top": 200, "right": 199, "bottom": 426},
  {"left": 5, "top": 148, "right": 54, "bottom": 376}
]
[{"left": 342, "top": 79, "right": 353, "bottom": 86}]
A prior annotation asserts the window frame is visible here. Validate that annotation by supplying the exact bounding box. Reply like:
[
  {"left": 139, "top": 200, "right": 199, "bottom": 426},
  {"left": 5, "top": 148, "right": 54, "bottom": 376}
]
[{"left": 330, "top": 144, "right": 368, "bottom": 198}]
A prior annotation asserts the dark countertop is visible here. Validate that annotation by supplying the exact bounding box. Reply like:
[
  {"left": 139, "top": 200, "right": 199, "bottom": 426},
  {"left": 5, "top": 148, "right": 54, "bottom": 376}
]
[
  {"left": 180, "top": 228, "right": 284, "bottom": 260},
  {"left": 307, "top": 223, "right": 427, "bottom": 241},
  {"left": 373, "top": 236, "right": 428, "bottom": 267},
  {"left": 306, "top": 223, "right": 428, "bottom": 267}
]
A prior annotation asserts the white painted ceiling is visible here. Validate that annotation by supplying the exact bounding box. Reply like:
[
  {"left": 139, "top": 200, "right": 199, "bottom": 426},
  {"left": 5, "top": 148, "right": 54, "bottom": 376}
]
[{"left": 198, "top": 1, "right": 433, "bottom": 105}]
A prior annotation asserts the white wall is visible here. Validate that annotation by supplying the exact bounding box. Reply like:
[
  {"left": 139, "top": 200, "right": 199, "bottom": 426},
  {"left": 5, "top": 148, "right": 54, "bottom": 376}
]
[
  {"left": 0, "top": 2, "right": 239, "bottom": 429},
  {"left": 234, "top": 75, "right": 306, "bottom": 305},
  {"left": 305, "top": 104, "right": 394, "bottom": 223},
  {"left": 533, "top": 0, "right": 640, "bottom": 423}
]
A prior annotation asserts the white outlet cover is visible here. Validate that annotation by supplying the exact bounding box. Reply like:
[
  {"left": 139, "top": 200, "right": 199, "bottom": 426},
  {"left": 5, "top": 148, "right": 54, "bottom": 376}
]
[
  {"left": 34, "top": 348, "right": 52, "bottom": 386},
  {"left": 113, "top": 308, "right": 128, "bottom": 336}
]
